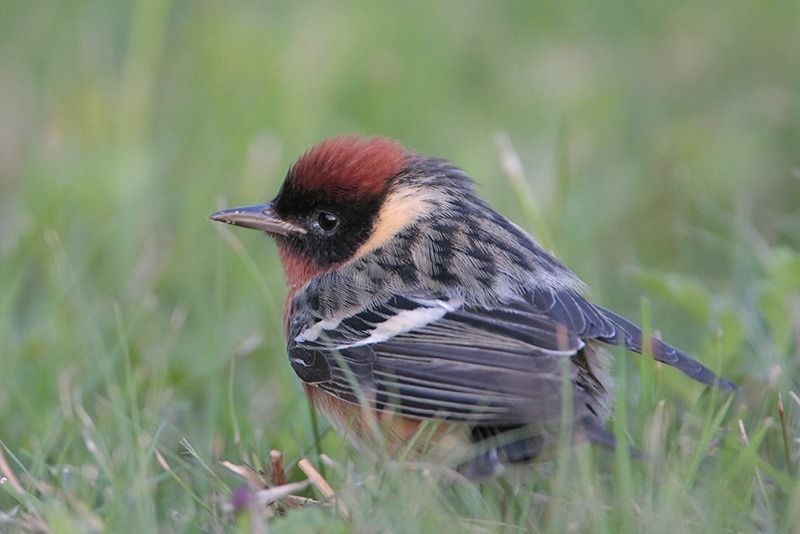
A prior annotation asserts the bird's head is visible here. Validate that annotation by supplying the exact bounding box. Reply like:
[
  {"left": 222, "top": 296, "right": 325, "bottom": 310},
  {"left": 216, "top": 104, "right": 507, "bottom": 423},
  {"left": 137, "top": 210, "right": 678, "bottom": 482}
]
[{"left": 210, "top": 136, "right": 448, "bottom": 287}]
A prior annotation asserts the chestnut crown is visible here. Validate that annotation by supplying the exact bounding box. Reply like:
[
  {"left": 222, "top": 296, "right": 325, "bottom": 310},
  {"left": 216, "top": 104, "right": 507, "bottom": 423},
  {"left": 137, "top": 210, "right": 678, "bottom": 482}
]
[{"left": 210, "top": 135, "right": 410, "bottom": 273}]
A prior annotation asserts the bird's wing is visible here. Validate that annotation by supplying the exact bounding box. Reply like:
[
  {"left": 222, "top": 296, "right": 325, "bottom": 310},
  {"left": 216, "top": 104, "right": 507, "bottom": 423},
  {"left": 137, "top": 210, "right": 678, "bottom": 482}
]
[
  {"left": 289, "top": 294, "right": 597, "bottom": 425},
  {"left": 288, "top": 287, "right": 734, "bottom": 425},
  {"left": 529, "top": 286, "right": 737, "bottom": 390}
]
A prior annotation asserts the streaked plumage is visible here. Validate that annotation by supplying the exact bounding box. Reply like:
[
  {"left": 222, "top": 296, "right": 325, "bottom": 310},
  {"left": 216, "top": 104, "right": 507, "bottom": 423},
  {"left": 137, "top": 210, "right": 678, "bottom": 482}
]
[{"left": 211, "top": 136, "right": 735, "bottom": 478}]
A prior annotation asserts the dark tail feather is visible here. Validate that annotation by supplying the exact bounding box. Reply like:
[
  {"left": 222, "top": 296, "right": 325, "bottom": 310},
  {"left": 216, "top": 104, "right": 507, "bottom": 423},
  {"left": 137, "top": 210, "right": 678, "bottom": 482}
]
[
  {"left": 457, "top": 448, "right": 504, "bottom": 481},
  {"left": 581, "top": 416, "right": 643, "bottom": 459},
  {"left": 596, "top": 307, "right": 738, "bottom": 391},
  {"left": 459, "top": 419, "right": 643, "bottom": 480},
  {"left": 458, "top": 433, "right": 545, "bottom": 480}
]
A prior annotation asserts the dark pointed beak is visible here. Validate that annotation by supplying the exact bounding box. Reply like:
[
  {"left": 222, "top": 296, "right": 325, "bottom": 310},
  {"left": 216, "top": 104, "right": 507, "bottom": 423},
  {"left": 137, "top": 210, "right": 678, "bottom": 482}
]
[{"left": 209, "top": 203, "right": 306, "bottom": 236}]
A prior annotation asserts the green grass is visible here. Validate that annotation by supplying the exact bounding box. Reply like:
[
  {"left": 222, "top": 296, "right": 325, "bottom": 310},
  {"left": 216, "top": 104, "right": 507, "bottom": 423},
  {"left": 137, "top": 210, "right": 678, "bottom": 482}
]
[{"left": 1, "top": 1, "right": 799, "bottom": 531}]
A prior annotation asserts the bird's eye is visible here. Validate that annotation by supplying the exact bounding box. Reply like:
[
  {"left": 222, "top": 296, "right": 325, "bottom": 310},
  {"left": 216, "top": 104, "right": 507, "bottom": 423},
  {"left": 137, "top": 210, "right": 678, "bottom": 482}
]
[{"left": 317, "top": 211, "right": 339, "bottom": 232}]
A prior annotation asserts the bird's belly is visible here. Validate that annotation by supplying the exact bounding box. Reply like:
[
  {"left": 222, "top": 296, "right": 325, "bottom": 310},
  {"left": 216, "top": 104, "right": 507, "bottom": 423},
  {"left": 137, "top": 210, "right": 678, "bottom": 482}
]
[{"left": 303, "top": 384, "right": 472, "bottom": 461}]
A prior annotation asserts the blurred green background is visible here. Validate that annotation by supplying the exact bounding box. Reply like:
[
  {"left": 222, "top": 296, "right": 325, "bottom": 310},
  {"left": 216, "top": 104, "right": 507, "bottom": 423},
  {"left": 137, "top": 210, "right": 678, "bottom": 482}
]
[{"left": 1, "top": 1, "right": 799, "bottom": 531}]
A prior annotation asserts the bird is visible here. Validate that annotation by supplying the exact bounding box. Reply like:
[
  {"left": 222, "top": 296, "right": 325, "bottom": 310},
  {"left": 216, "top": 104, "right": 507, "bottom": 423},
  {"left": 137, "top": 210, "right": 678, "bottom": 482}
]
[{"left": 210, "top": 135, "right": 736, "bottom": 479}]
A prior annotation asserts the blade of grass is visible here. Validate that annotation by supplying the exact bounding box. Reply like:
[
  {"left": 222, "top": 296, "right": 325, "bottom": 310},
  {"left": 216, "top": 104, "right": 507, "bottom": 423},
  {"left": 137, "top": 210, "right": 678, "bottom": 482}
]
[
  {"left": 778, "top": 394, "right": 795, "bottom": 476},
  {"left": 612, "top": 348, "right": 634, "bottom": 533}
]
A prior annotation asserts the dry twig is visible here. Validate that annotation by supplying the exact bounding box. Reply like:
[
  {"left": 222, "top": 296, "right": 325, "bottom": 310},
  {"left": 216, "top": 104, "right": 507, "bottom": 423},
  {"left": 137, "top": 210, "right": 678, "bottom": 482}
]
[{"left": 299, "top": 457, "right": 350, "bottom": 521}]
